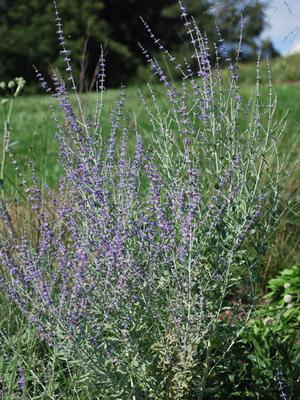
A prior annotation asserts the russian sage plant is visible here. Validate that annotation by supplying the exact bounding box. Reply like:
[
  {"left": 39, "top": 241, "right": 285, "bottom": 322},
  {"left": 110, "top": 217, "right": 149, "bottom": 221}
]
[{"left": 0, "top": 2, "right": 284, "bottom": 398}]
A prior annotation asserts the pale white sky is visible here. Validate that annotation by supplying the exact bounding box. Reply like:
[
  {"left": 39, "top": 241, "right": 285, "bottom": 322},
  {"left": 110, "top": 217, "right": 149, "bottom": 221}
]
[{"left": 262, "top": 0, "right": 300, "bottom": 54}]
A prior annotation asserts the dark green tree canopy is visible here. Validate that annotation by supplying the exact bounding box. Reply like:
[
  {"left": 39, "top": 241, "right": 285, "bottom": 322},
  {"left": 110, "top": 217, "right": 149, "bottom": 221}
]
[{"left": 0, "top": 0, "right": 274, "bottom": 91}]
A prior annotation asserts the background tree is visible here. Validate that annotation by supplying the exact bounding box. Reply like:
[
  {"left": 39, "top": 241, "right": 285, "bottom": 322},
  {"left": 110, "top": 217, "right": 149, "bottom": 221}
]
[
  {"left": 210, "top": 0, "right": 278, "bottom": 60},
  {"left": 0, "top": 0, "right": 108, "bottom": 92},
  {"left": 0, "top": 0, "right": 274, "bottom": 91}
]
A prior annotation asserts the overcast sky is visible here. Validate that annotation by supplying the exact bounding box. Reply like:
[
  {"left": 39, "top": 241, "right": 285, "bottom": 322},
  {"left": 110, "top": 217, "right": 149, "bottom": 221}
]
[{"left": 262, "top": 0, "right": 300, "bottom": 54}]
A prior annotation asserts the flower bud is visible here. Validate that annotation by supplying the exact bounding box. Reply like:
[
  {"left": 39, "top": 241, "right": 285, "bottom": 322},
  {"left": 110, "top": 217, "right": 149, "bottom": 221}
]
[{"left": 283, "top": 294, "right": 292, "bottom": 304}]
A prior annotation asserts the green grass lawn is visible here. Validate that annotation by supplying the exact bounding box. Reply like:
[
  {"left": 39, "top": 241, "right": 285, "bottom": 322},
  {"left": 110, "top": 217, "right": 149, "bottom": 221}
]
[
  {"left": 0, "top": 65, "right": 299, "bottom": 398},
  {"left": 1, "top": 67, "right": 300, "bottom": 270},
  {"left": 2, "top": 82, "right": 300, "bottom": 181},
  {"left": 1, "top": 80, "right": 299, "bottom": 278}
]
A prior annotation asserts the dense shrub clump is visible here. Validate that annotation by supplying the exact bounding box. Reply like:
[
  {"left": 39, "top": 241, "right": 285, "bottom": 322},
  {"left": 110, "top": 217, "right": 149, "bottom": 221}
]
[{"left": 0, "top": 2, "right": 285, "bottom": 398}]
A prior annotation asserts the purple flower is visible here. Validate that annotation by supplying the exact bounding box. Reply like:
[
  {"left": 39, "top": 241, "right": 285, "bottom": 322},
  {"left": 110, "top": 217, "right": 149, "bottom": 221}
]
[{"left": 17, "top": 368, "right": 25, "bottom": 392}]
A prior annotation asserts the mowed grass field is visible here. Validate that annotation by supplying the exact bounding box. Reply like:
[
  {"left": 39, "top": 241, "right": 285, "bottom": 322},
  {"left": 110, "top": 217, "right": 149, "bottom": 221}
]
[
  {"left": 2, "top": 83, "right": 300, "bottom": 183},
  {"left": 0, "top": 59, "right": 299, "bottom": 398},
  {"left": 1, "top": 69, "right": 300, "bottom": 278}
]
